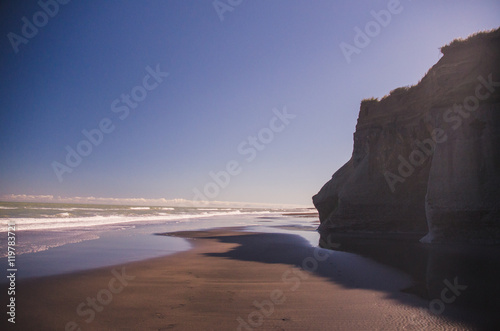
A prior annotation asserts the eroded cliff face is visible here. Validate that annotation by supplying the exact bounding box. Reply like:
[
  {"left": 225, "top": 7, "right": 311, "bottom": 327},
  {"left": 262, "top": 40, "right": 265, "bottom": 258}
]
[{"left": 313, "top": 28, "right": 500, "bottom": 243}]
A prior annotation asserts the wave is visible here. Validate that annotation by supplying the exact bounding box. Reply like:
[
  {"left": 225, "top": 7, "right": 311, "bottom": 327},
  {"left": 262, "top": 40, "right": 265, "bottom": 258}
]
[
  {"left": 1, "top": 210, "right": 271, "bottom": 231},
  {"left": 0, "top": 232, "right": 101, "bottom": 258}
]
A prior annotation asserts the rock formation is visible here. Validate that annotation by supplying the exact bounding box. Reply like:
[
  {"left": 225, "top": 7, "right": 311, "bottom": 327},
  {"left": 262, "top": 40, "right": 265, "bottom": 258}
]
[{"left": 313, "top": 28, "right": 500, "bottom": 244}]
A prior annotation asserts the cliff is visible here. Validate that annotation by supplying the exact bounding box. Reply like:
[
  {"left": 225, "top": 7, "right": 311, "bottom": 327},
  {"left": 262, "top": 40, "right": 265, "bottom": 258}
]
[{"left": 313, "top": 28, "right": 500, "bottom": 244}]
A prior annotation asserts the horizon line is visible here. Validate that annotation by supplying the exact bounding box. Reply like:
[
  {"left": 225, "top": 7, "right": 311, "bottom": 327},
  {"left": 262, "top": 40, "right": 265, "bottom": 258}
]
[{"left": 0, "top": 194, "right": 312, "bottom": 209}]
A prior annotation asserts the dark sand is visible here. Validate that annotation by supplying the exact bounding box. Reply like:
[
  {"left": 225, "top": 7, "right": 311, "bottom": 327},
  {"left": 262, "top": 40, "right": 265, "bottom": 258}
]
[{"left": 1, "top": 228, "right": 485, "bottom": 330}]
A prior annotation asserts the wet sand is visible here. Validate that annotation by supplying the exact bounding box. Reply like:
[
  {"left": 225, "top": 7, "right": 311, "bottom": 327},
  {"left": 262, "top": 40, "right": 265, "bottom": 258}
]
[{"left": 1, "top": 228, "right": 483, "bottom": 330}]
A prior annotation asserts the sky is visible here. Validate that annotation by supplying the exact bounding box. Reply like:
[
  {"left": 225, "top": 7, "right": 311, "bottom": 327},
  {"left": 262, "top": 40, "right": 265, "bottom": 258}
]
[{"left": 0, "top": 0, "right": 499, "bottom": 207}]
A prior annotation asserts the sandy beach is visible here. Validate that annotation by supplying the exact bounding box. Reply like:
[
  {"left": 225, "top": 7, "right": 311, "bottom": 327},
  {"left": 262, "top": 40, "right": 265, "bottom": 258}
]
[
  {"left": 2, "top": 227, "right": 489, "bottom": 330},
  {"left": 2, "top": 2, "right": 499, "bottom": 330}
]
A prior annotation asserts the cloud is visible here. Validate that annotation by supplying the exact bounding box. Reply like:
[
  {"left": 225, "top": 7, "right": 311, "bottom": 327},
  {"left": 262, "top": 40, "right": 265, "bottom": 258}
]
[{"left": 0, "top": 194, "right": 309, "bottom": 209}]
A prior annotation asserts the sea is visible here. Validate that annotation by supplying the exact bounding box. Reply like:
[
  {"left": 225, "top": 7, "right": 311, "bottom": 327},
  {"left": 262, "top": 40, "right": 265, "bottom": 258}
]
[{"left": 0, "top": 201, "right": 318, "bottom": 280}]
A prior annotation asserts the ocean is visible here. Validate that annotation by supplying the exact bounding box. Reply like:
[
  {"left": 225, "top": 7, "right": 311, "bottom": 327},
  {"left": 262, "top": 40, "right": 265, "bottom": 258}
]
[
  {"left": 0, "top": 201, "right": 318, "bottom": 280},
  {"left": 0, "top": 201, "right": 277, "bottom": 231}
]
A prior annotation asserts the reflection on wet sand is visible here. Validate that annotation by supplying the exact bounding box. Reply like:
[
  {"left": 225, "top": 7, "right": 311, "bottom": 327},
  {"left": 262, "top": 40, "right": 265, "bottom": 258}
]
[{"left": 319, "top": 230, "right": 500, "bottom": 329}]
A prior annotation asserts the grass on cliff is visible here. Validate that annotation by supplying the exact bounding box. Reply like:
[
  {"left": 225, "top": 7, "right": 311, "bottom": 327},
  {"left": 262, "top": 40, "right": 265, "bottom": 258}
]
[
  {"left": 360, "top": 27, "right": 499, "bottom": 109},
  {"left": 361, "top": 97, "right": 378, "bottom": 104},
  {"left": 440, "top": 28, "right": 500, "bottom": 55}
]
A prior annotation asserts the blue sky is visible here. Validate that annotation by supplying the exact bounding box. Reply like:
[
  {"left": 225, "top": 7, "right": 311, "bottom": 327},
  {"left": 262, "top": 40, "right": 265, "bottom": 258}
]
[{"left": 0, "top": 0, "right": 499, "bottom": 207}]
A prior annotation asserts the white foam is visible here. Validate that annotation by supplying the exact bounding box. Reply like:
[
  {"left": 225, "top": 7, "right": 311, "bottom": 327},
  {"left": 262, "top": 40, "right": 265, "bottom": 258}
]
[
  {"left": 1, "top": 210, "right": 270, "bottom": 232},
  {"left": 0, "top": 232, "right": 101, "bottom": 257}
]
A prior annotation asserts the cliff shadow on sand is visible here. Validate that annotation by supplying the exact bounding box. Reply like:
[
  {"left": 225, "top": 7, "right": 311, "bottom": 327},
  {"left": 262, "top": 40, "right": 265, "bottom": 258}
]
[{"left": 170, "top": 229, "right": 499, "bottom": 329}]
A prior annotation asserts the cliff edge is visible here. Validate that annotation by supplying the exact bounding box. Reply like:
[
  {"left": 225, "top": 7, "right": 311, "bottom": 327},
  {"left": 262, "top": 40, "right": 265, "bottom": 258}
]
[{"left": 313, "top": 28, "right": 500, "bottom": 244}]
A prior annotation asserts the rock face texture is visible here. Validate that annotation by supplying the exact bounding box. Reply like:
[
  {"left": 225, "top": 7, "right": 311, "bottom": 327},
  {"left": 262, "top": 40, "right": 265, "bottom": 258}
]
[{"left": 313, "top": 28, "right": 500, "bottom": 244}]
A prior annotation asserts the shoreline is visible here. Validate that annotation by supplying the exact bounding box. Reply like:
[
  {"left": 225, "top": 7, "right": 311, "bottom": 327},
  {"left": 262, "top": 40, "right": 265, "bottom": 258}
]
[
  {"left": 1, "top": 227, "right": 484, "bottom": 330},
  {"left": 1, "top": 213, "right": 312, "bottom": 282}
]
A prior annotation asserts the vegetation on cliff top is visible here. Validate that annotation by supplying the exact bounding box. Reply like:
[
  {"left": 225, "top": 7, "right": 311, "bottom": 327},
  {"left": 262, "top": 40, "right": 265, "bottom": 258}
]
[
  {"left": 361, "top": 27, "right": 499, "bottom": 105},
  {"left": 440, "top": 28, "right": 500, "bottom": 55}
]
